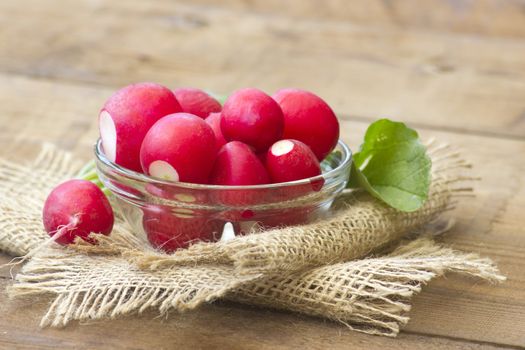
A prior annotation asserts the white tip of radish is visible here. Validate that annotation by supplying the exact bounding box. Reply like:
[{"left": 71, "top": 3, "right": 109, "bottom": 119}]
[
  {"left": 174, "top": 193, "right": 196, "bottom": 203},
  {"left": 173, "top": 208, "right": 194, "bottom": 219},
  {"left": 99, "top": 110, "right": 117, "bottom": 162},
  {"left": 271, "top": 140, "right": 294, "bottom": 156},
  {"left": 220, "top": 222, "right": 235, "bottom": 241},
  {"left": 149, "top": 160, "right": 180, "bottom": 181}
]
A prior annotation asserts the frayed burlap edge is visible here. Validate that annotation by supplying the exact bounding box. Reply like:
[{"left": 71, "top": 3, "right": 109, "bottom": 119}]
[
  {"left": 231, "top": 237, "right": 505, "bottom": 336},
  {"left": 1, "top": 142, "right": 505, "bottom": 337},
  {"left": 8, "top": 235, "right": 504, "bottom": 336}
]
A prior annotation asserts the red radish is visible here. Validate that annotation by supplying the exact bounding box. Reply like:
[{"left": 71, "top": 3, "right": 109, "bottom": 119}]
[
  {"left": 143, "top": 206, "right": 220, "bottom": 252},
  {"left": 42, "top": 180, "right": 114, "bottom": 245},
  {"left": 273, "top": 88, "right": 339, "bottom": 161},
  {"left": 266, "top": 139, "right": 321, "bottom": 183},
  {"left": 210, "top": 141, "right": 270, "bottom": 207},
  {"left": 221, "top": 88, "right": 284, "bottom": 152},
  {"left": 256, "top": 151, "right": 267, "bottom": 165},
  {"left": 205, "top": 112, "right": 227, "bottom": 149},
  {"left": 173, "top": 88, "right": 222, "bottom": 119},
  {"left": 210, "top": 141, "right": 270, "bottom": 186},
  {"left": 99, "top": 82, "right": 182, "bottom": 172},
  {"left": 140, "top": 113, "right": 218, "bottom": 184}
]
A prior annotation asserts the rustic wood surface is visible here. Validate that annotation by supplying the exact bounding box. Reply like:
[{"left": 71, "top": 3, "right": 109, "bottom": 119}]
[{"left": 0, "top": 1, "right": 524, "bottom": 349}]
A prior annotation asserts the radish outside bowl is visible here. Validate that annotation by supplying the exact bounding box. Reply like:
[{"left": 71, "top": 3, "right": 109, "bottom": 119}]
[{"left": 94, "top": 139, "right": 352, "bottom": 252}]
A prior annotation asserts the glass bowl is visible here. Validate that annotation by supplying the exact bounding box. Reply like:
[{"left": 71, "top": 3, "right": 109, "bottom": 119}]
[{"left": 94, "top": 139, "right": 352, "bottom": 251}]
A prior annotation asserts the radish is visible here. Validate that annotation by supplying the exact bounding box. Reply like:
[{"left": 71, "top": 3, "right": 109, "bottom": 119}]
[
  {"left": 140, "top": 113, "right": 218, "bottom": 184},
  {"left": 173, "top": 88, "right": 222, "bottom": 119},
  {"left": 210, "top": 141, "right": 270, "bottom": 186},
  {"left": 221, "top": 88, "right": 284, "bottom": 152},
  {"left": 99, "top": 82, "right": 182, "bottom": 172},
  {"left": 266, "top": 139, "right": 321, "bottom": 183},
  {"left": 42, "top": 179, "right": 114, "bottom": 245},
  {"left": 210, "top": 141, "right": 270, "bottom": 207},
  {"left": 273, "top": 88, "right": 339, "bottom": 161},
  {"left": 143, "top": 206, "right": 220, "bottom": 252},
  {"left": 256, "top": 151, "right": 267, "bottom": 165},
  {"left": 265, "top": 139, "right": 324, "bottom": 203},
  {"left": 205, "top": 112, "right": 227, "bottom": 149}
]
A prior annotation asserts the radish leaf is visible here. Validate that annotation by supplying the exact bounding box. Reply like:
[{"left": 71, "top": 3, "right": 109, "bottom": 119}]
[{"left": 347, "top": 119, "right": 431, "bottom": 212}]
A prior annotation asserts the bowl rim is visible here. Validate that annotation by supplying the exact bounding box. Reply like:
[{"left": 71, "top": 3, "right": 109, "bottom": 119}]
[{"left": 94, "top": 138, "right": 352, "bottom": 191}]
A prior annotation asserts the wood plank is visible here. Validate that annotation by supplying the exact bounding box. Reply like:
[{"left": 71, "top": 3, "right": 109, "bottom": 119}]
[
  {"left": 184, "top": 0, "right": 525, "bottom": 38},
  {"left": 0, "top": 278, "right": 509, "bottom": 350},
  {"left": 0, "top": 1, "right": 525, "bottom": 137},
  {"left": 0, "top": 74, "right": 103, "bottom": 160},
  {"left": 0, "top": 75, "right": 524, "bottom": 347}
]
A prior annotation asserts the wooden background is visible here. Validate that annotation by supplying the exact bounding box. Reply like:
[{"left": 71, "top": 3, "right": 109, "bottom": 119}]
[{"left": 0, "top": 0, "right": 524, "bottom": 349}]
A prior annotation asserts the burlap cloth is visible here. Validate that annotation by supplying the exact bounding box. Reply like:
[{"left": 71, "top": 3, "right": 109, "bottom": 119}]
[{"left": 0, "top": 142, "right": 505, "bottom": 337}]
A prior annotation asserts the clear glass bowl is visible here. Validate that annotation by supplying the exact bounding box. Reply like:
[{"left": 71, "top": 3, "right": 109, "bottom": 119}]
[{"left": 94, "top": 139, "right": 352, "bottom": 250}]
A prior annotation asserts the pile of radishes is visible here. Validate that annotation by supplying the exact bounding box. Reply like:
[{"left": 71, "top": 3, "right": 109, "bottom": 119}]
[
  {"left": 43, "top": 82, "right": 340, "bottom": 250},
  {"left": 100, "top": 83, "right": 339, "bottom": 186}
]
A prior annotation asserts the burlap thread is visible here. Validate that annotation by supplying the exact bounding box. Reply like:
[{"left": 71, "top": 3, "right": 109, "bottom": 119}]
[{"left": 0, "top": 143, "right": 505, "bottom": 337}]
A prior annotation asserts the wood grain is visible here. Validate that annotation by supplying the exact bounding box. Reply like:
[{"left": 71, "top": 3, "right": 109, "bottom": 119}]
[
  {"left": 187, "top": 0, "right": 525, "bottom": 38},
  {"left": 0, "top": 277, "right": 509, "bottom": 350},
  {"left": 1, "top": 74, "right": 524, "bottom": 347},
  {"left": 0, "top": 1, "right": 524, "bottom": 138}
]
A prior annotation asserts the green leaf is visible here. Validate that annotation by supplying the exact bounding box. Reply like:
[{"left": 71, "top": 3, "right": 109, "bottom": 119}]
[{"left": 348, "top": 119, "right": 431, "bottom": 212}]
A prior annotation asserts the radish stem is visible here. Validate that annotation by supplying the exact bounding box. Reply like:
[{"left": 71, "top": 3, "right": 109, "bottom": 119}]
[
  {"left": 77, "top": 161, "right": 111, "bottom": 197},
  {"left": 77, "top": 160, "right": 96, "bottom": 177}
]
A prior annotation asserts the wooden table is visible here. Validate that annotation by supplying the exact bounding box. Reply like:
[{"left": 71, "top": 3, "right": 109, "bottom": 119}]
[{"left": 1, "top": 1, "right": 524, "bottom": 349}]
